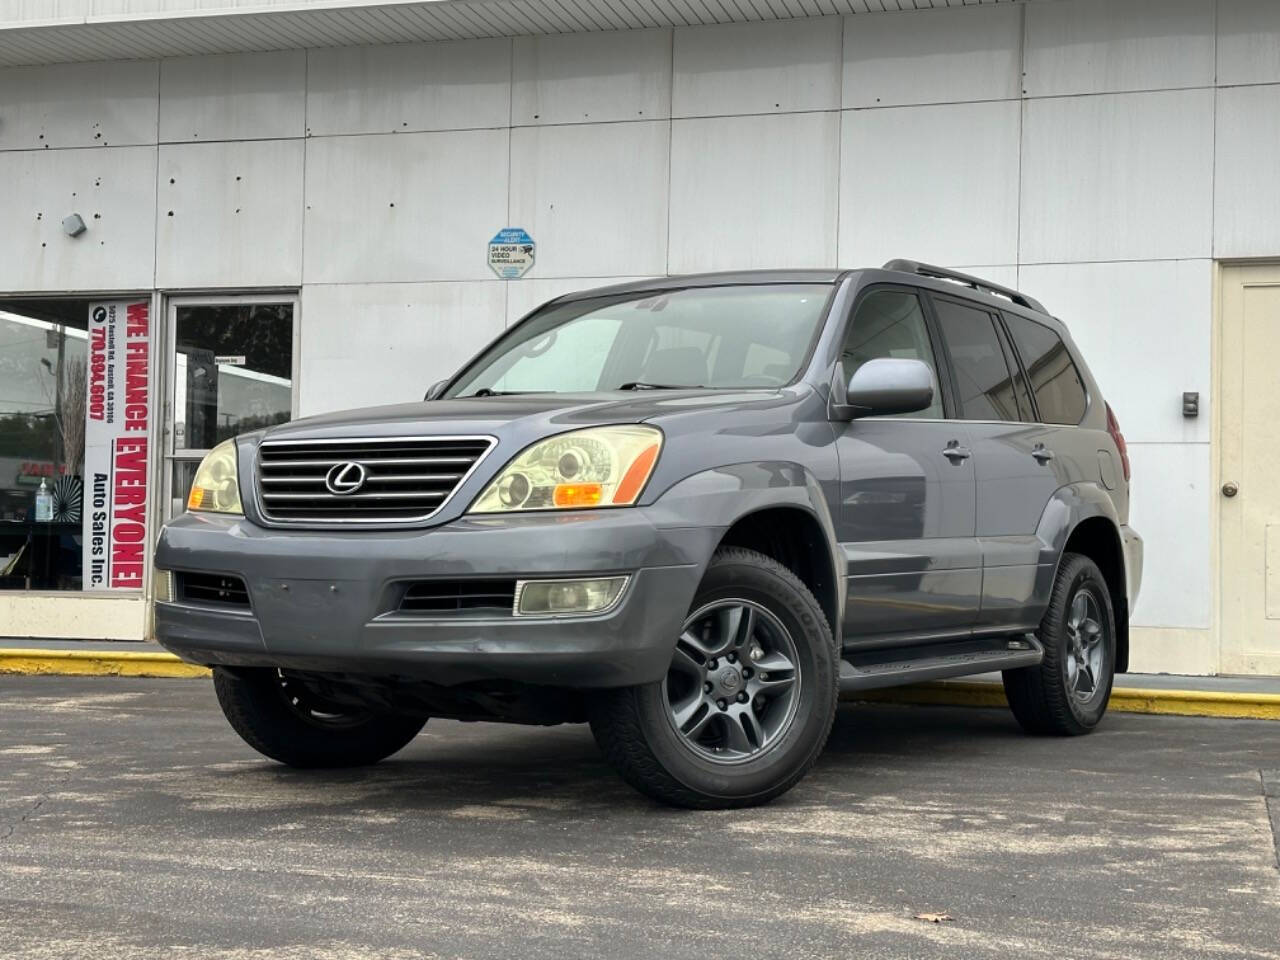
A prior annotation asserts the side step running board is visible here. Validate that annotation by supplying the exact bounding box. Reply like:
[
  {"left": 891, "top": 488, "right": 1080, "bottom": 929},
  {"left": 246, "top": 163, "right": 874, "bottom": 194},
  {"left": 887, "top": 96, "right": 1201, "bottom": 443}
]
[{"left": 839, "top": 635, "right": 1043, "bottom": 693}]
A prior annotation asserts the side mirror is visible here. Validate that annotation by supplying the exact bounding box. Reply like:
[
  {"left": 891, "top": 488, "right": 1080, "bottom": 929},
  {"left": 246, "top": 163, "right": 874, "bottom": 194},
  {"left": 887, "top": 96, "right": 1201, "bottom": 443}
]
[
  {"left": 834, "top": 357, "right": 934, "bottom": 420},
  {"left": 424, "top": 379, "right": 448, "bottom": 401}
]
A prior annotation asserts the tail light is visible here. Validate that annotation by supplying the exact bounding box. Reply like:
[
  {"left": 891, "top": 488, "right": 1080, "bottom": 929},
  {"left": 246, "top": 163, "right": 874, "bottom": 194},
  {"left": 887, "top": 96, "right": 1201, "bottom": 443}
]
[{"left": 1105, "top": 402, "right": 1130, "bottom": 482}]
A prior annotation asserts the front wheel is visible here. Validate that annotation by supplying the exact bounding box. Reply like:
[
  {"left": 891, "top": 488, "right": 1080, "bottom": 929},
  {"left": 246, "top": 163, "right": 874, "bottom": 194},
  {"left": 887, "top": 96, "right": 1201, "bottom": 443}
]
[
  {"left": 1002, "top": 552, "right": 1116, "bottom": 735},
  {"left": 590, "top": 547, "right": 838, "bottom": 809},
  {"left": 213, "top": 667, "right": 426, "bottom": 768}
]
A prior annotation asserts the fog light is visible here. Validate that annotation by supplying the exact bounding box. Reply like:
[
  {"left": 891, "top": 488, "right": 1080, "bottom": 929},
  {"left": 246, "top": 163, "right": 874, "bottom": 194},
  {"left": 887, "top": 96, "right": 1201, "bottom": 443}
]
[
  {"left": 514, "top": 576, "right": 628, "bottom": 617},
  {"left": 154, "top": 569, "right": 174, "bottom": 603}
]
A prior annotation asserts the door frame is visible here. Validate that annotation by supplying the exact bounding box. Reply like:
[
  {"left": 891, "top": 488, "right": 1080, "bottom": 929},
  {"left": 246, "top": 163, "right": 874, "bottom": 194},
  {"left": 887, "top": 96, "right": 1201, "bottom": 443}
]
[
  {"left": 1214, "top": 261, "right": 1280, "bottom": 675},
  {"left": 157, "top": 291, "right": 300, "bottom": 524}
]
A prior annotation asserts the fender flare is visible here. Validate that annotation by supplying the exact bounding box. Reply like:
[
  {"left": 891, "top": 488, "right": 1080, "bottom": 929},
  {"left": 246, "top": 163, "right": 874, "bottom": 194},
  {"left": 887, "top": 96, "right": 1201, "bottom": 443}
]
[
  {"left": 1036, "top": 482, "right": 1130, "bottom": 671},
  {"left": 648, "top": 461, "right": 844, "bottom": 630}
]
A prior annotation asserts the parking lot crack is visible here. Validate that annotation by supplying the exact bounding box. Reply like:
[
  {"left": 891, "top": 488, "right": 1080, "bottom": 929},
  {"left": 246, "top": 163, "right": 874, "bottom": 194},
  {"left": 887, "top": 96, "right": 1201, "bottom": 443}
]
[
  {"left": 0, "top": 795, "right": 47, "bottom": 842},
  {"left": 1262, "top": 770, "right": 1280, "bottom": 874}
]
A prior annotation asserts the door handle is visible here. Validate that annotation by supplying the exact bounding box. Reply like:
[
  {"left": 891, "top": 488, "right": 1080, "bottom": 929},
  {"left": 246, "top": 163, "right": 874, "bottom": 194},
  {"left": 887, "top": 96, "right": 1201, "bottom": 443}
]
[
  {"left": 942, "top": 444, "right": 971, "bottom": 462},
  {"left": 1032, "top": 445, "right": 1055, "bottom": 464}
]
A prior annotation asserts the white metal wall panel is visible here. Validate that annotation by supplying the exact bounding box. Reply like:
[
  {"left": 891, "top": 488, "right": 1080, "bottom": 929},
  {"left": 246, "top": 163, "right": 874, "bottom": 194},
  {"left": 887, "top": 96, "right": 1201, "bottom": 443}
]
[
  {"left": 0, "top": 144, "right": 156, "bottom": 290},
  {"left": 839, "top": 100, "right": 1020, "bottom": 269},
  {"left": 1125, "top": 442, "right": 1212, "bottom": 628},
  {"left": 671, "top": 17, "right": 841, "bottom": 118},
  {"left": 1217, "top": 0, "right": 1280, "bottom": 87},
  {"left": 302, "top": 128, "right": 508, "bottom": 283},
  {"left": 155, "top": 138, "right": 304, "bottom": 287},
  {"left": 298, "top": 280, "right": 507, "bottom": 415},
  {"left": 668, "top": 112, "right": 839, "bottom": 273},
  {"left": 0, "top": 59, "right": 158, "bottom": 149},
  {"left": 1213, "top": 84, "right": 1280, "bottom": 259},
  {"left": 1019, "top": 89, "right": 1214, "bottom": 264},
  {"left": 511, "top": 28, "right": 671, "bottom": 126},
  {"left": 305, "top": 38, "right": 511, "bottom": 136},
  {"left": 509, "top": 121, "right": 669, "bottom": 279},
  {"left": 503, "top": 275, "right": 652, "bottom": 325},
  {"left": 1018, "top": 260, "right": 1211, "bottom": 446},
  {"left": 158, "top": 50, "right": 305, "bottom": 142},
  {"left": 842, "top": 3, "right": 1021, "bottom": 108},
  {"left": 1023, "top": 0, "right": 1215, "bottom": 98}
]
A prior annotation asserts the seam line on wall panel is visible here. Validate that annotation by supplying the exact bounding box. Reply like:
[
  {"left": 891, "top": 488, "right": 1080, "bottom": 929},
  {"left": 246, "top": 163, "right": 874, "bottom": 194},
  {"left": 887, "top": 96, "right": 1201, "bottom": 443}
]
[
  {"left": 505, "top": 35, "right": 514, "bottom": 326},
  {"left": 300, "top": 47, "right": 310, "bottom": 287},
  {"left": 833, "top": 11, "right": 845, "bottom": 267},
  {"left": 1209, "top": 0, "right": 1219, "bottom": 260},
  {"left": 1014, "top": 0, "right": 1025, "bottom": 284},
  {"left": 16, "top": 75, "right": 1268, "bottom": 160},
  {"left": 1018, "top": 256, "right": 1216, "bottom": 267},
  {"left": 19, "top": 76, "right": 1277, "bottom": 158},
  {"left": 664, "top": 24, "right": 675, "bottom": 277},
  {"left": 150, "top": 58, "right": 161, "bottom": 289},
  {"left": 1017, "top": 84, "right": 1221, "bottom": 104}
]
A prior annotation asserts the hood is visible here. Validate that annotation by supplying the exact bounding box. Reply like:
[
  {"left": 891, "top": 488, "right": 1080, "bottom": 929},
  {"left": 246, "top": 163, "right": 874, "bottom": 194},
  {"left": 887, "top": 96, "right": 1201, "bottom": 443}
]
[{"left": 259, "top": 389, "right": 796, "bottom": 445}]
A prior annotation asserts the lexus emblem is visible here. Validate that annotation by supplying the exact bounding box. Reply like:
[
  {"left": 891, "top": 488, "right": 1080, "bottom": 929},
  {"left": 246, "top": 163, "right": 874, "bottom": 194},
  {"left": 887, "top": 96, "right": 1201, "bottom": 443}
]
[{"left": 324, "top": 461, "right": 368, "bottom": 496}]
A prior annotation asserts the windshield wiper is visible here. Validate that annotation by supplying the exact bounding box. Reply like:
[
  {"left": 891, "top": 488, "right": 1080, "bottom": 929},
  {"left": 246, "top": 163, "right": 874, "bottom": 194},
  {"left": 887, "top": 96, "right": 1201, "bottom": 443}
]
[
  {"left": 616, "top": 381, "right": 703, "bottom": 391},
  {"left": 465, "top": 388, "right": 551, "bottom": 398}
]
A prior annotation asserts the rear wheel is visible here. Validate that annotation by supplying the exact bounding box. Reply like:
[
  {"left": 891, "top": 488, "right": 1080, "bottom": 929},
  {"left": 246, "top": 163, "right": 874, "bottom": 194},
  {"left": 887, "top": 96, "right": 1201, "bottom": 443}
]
[
  {"left": 213, "top": 667, "right": 426, "bottom": 768},
  {"left": 590, "top": 547, "right": 838, "bottom": 808},
  {"left": 1002, "top": 552, "right": 1116, "bottom": 735}
]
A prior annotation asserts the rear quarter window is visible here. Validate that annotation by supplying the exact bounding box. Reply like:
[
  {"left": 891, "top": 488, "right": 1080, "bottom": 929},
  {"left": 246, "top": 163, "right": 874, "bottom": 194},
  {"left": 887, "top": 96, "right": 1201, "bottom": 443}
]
[{"left": 1003, "top": 314, "right": 1087, "bottom": 425}]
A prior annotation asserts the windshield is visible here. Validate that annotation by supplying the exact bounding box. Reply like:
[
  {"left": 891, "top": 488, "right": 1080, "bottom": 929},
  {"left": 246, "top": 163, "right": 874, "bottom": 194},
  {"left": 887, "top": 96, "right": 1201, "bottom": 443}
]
[{"left": 444, "top": 284, "right": 833, "bottom": 398}]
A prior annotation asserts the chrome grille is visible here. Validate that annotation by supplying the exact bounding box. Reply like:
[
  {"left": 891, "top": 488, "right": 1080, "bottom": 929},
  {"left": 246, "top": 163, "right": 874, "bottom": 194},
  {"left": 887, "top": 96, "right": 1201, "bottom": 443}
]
[{"left": 255, "top": 436, "right": 495, "bottom": 524}]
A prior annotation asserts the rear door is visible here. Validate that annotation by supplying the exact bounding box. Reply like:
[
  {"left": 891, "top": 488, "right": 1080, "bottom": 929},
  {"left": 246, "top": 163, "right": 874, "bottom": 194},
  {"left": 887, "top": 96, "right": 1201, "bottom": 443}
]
[
  {"left": 833, "top": 286, "right": 980, "bottom": 647},
  {"left": 929, "top": 294, "right": 1087, "bottom": 629}
]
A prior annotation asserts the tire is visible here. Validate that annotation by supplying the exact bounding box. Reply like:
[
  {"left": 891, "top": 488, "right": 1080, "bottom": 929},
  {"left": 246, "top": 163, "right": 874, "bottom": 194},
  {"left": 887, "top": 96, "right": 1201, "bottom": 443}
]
[
  {"left": 1002, "top": 552, "right": 1116, "bottom": 736},
  {"left": 213, "top": 667, "right": 426, "bottom": 768},
  {"left": 589, "top": 547, "right": 838, "bottom": 809}
]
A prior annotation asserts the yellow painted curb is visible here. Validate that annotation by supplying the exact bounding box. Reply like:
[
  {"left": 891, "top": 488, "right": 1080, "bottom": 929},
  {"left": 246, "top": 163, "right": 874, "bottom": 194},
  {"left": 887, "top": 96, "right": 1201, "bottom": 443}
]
[
  {"left": 2, "top": 650, "right": 1278, "bottom": 719},
  {"left": 0, "top": 649, "right": 210, "bottom": 679},
  {"left": 855, "top": 681, "right": 1280, "bottom": 721}
]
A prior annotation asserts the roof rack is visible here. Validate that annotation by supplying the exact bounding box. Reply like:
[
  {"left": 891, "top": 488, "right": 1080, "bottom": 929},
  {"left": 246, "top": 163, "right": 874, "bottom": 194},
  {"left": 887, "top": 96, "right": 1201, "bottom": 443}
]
[{"left": 882, "top": 259, "right": 1046, "bottom": 314}]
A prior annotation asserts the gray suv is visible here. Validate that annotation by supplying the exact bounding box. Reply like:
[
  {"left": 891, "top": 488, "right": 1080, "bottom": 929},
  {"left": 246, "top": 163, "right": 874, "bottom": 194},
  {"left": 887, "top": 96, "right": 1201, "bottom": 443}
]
[{"left": 155, "top": 261, "right": 1143, "bottom": 809}]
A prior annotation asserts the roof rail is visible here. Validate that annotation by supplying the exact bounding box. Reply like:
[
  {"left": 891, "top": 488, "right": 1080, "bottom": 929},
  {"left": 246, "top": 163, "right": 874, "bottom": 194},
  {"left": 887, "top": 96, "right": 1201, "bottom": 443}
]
[{"left": 882, "top": 259, "right": 1046, "bottom": 314}]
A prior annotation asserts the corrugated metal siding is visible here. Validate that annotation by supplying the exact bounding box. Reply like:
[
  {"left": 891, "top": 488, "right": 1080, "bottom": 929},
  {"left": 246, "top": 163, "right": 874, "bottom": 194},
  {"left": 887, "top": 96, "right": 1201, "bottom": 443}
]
[{"left": 0, "top": 0, "right": 1020, "bottom": 66}]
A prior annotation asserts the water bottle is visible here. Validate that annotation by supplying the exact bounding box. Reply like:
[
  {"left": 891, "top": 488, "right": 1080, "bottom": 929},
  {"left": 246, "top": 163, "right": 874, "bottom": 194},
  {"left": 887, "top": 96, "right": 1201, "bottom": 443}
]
[{"left": 35, "top": 477, "right": 53, "bottom": 522}]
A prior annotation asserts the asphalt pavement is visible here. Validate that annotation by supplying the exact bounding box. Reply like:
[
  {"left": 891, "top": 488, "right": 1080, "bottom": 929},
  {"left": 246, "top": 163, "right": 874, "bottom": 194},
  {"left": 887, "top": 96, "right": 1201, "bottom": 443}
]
[{"left": 1, "top": 675, "right": 1277, "bottom": 959}]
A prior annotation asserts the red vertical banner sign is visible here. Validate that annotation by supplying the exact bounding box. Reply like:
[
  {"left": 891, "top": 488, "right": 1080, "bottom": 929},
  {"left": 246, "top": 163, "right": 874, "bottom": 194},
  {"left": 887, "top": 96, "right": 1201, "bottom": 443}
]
[{"left": 83, "top": 301, "right": 151, "bottom": 591}]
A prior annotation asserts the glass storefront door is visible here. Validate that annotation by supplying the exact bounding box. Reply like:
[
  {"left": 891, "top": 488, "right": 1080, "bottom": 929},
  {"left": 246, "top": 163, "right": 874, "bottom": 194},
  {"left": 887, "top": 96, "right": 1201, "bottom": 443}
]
[{"left": 164, "top": 297, "right": 297, "bottom": 520}]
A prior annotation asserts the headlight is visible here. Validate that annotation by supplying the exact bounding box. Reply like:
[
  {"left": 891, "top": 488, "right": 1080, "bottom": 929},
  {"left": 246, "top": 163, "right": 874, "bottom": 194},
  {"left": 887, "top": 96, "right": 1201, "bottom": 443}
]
[
  {"left": 469, "top": 426, "right": 662, "bottom": 513},
  {"left": 187, "top": 438, "right": 243, "bottom": 514}
]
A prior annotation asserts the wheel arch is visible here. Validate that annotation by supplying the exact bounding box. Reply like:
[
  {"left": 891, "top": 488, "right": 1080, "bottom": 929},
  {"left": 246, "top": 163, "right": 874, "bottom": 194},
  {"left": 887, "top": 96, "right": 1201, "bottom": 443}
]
[
  {"left": 649, "top": 462, "right": 844, "bottom": 636},
  {"left": 1039, "top": 486, "right": 1130, "bottom": 674},
  {"left": 717, "top": 505, "right": 841, "bottom": 637},
  {"left": 1061, "top": 516, "right": 1129, "bottom": 673}
]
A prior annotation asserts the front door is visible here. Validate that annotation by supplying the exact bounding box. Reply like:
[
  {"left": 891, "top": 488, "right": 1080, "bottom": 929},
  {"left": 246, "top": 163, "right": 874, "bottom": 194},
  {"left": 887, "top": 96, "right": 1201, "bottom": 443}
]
[
  {"left": 1219, "top": 264, "right": 1280, "bottom": 676},
  {"left": 834, "top": 287, "right": 980, "bottom": 647},
  {"left": 162, "top": 296, "right": 298, "bottom": 520}
]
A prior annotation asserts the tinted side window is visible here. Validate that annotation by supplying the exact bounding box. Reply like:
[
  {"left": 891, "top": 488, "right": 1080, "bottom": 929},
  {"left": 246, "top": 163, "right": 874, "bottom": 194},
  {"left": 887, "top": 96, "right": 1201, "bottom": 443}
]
[
  {"left": 1004, "top": 314, "right": 1087, "bottom": 424},
  {"left": 932, "top": 298, "right": 1021, "bottom": 422},
  {"left": 841, "top": 289, "right": 943, "bottom": 418}
]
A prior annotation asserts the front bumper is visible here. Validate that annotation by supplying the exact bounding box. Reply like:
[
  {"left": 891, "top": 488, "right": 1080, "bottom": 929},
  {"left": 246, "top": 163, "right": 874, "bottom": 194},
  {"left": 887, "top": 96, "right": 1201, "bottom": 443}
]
[{"left": 154, "top": 509, "right": 719, "bottom": 688}]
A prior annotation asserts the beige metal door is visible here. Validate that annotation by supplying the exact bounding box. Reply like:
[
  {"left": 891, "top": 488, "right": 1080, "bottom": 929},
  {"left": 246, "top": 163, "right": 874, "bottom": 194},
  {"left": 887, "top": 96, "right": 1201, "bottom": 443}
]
[{"left": 1219, "top": 264, "right": 1280, "bottom": 676}]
